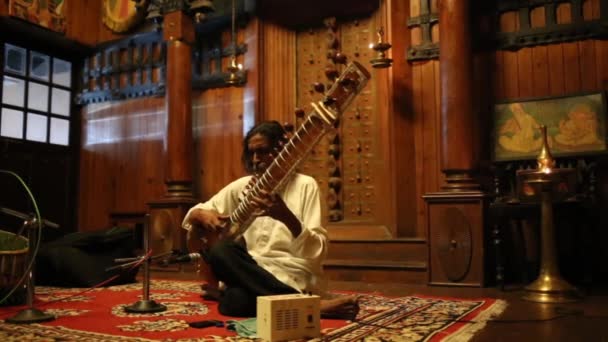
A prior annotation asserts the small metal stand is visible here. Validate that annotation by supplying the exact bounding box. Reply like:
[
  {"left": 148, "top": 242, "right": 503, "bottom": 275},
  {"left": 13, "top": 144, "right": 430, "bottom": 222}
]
[
  {"left": 124, "top": 214, "right": 166, "bottom": 313},
  {"left": 6, "top": 218, "right": 55, "bottom": 324}
]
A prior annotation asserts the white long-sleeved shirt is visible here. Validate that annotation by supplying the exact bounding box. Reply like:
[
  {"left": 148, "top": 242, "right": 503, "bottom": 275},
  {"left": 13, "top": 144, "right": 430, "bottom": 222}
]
[{"left": 182, "top": 173, "right": 328, "bottom": 295}]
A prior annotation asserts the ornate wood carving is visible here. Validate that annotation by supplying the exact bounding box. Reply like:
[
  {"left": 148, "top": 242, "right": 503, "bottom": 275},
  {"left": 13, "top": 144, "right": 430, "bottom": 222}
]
[
  {"left": 76, "top": 32, "right": 166, "bottom": 105},
  {"left": 409, "top": 0, "right": 608, "bottom": 61},
  {"left": 323, "top": 17, "right": 344, "bottom": 222},
  {"left": 492, "top": 0, "right": 608, "bottom": 50},
  {"left": 77, "top": 0, "right": 254, "bottom": 104},
  {"left": 407, "top": 0, "right": 439, "bottom": 61},
  {"left": 192, "top": 36, "right": 248, "bottom": 89},
  {"left": 296, "top": 17, "right": 378, "bottom": 224}
]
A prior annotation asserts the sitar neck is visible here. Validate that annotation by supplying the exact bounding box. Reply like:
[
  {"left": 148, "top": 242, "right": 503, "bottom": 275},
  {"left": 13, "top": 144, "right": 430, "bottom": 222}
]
[
  {"left": 225, "top": 61, "right": 371, "bottom": 239},
  {"left": 228, "top": 115, "right": 328, "bottom": 231}
]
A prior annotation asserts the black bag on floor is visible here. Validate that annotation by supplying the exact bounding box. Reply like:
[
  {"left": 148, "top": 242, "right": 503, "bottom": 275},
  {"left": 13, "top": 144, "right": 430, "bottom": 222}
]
[{"left": 35, "top": 227, "right": 139, "bottom": 287}]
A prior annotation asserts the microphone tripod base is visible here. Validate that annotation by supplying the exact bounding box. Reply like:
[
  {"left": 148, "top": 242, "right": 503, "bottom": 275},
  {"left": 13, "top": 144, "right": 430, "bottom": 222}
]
[
  {"left": 124, "top": 300, "right": 167, "bottom": 313},
  {"left": 5, "top": 308, "right": 55, "bottom": 324}
]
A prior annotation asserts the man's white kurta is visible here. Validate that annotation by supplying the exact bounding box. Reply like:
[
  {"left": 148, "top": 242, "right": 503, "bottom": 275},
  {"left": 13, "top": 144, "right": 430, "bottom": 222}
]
[{"left": 182, "top": 173, "right": 328, "bottom": 295}]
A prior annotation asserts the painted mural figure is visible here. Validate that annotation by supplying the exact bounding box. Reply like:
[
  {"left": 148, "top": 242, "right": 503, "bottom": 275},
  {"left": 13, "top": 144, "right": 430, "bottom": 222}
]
[
  {"left": 498, "top": 103, "right": 544, "bottom": 153},
  {"left": 9, "top": 0, "right": 66, "bottom": 33},
  {"left": 554, "top": 104, "right": 603, "bottom": 148}
]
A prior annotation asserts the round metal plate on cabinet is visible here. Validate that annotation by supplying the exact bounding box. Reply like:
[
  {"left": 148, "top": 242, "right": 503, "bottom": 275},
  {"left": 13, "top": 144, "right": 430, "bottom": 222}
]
[
  {"left": 150, "top": 210, "right": 174, "bottom": 255},
  {"left": 437, "top": 207, "right": 472, "bottom": 282}
]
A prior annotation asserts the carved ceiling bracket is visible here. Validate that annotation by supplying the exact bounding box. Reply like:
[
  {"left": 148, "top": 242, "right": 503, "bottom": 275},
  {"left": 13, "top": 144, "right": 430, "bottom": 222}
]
[
  {"left": 192, "top": 36, "right": 248, "bottom": 89},
  {"left": 407, "top": 0, "right": 608, "bottom": 60},
  {"left": 407, "top": 0, "right": 439, "bottom": 61},
  {"left": 76, "top": 1, "right": 257, "bottom": 103},
  {"left": 76, "top": 32, "right": 166, "bottom": 105},
  {"left": 492, "top": 0, "right": 608, "bottom": 50}
]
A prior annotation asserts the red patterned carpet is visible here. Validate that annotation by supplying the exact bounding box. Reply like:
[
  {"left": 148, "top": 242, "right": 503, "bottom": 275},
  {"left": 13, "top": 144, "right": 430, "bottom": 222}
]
[{"left": 0, "top": 280, "right": 506, "bottom": 341}]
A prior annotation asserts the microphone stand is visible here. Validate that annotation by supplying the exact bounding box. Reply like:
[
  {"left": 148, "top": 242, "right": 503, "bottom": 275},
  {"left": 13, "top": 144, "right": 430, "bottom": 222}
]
[
  {"left": 123, "top": 214, "right": 166, "bottom": 313},
  {"left": 2, "top": 208, "right": 56, "bottom": 324}
]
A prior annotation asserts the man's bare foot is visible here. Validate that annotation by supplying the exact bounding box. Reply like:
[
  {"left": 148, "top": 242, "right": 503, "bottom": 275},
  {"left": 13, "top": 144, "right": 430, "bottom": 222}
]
[
  {"left": 320, "top": 294, "right": 360, "bottom": 320},
  {"left": 200, "top": 283, "right": 222, "bottom": 301}
]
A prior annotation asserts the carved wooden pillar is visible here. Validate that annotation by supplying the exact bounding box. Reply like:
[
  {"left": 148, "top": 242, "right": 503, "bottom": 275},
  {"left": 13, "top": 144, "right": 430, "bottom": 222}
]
[
  {"left": 163, "top": 11, "right": 195, "bottom": 198},
  {"left": 424, "top": 0, "right": 489, "bottom": 287},
  {"left": 438, "top": 0, "right": 478, "bottom": 190},
  {"left": 148, "top": 10, "right": 197, "bottom": 260}
]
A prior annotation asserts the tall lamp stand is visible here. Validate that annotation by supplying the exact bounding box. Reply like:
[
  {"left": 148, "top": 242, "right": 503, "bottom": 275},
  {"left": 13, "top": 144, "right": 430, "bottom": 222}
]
[{"left": 517, "top": 126, "right": 582, "bottom": 303}]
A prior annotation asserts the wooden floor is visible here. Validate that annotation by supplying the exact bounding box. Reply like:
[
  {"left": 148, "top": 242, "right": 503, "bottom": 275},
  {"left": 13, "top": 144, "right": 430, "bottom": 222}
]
[{"left": 152, "top": 269, "right": 608, "bottom": 342}]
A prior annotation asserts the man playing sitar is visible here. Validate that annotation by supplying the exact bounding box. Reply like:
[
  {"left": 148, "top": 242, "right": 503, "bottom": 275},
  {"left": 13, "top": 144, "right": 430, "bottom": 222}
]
[
  {"left": 182, "top": 121, "right": 331, "bottom": 317},
  {"left": 183, "top": 61, "right": 370, "bottom": 318}
]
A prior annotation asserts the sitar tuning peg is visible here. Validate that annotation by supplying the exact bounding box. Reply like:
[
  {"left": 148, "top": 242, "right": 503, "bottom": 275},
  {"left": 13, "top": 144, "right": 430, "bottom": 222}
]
[
  {"left": 323, "top": 96, "right": 336, "bottom": 106},
  {"left": 313, "top": 82, "right": 325, "bottom": 93},
  {"left": 324, "top": 67, "right": 339, "bottom": 80},
  {"left": 294, "top": 108, "right": 305, "bottom": 118},
  {"left": 338, "top": 76, "right": 355, "bottom": 88},
  {"left": 334, "top": 52, "right": 347, "bottom": 64}
]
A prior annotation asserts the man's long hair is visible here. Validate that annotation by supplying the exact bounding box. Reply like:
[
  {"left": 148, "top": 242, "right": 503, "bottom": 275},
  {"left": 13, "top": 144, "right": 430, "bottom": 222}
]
[{"left": 242, "top": 121, "right": 288, "bottom": 173}]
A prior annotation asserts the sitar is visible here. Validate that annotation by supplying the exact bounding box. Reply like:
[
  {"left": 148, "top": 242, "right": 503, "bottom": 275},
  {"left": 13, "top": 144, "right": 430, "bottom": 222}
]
[{"left": 187, "top": 61, "right": 370, "bottom": 276}]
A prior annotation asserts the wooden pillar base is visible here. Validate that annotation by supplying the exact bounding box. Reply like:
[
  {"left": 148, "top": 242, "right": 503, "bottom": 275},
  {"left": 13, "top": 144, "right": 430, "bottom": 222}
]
[
  {"left": 147, "top": 198, "right": 197, "bottom": 271},
  {"left": 165, "top": 181, "right": 194, "bottom": 198},
  {"left": 441, "top": 171, "right": 480, "bottom": 192},
  {"left": 423, "top": 191, "right": 489, "bottom": 287}
]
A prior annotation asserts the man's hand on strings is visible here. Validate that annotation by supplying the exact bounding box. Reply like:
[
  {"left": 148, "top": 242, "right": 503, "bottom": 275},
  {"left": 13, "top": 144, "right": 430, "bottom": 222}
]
[
  {"left": 249, "top": 188, "right": 302, "bottom": 237},
  {"left": 188, "top": 208, "right": 229, "bottom": 233},
  {"left": 250, "top": 188, "right": 292, "bottom": 222}
]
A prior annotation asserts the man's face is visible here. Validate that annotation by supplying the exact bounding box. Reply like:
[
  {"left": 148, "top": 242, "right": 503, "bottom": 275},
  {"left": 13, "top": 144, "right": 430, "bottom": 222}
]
[{"left": 248, "top": 133, "right": 275, "bottom": 174}]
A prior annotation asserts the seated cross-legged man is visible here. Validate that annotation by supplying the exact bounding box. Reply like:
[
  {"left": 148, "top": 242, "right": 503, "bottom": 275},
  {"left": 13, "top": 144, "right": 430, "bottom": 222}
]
[{"left": 182, "top": 121, "right": 358, "bottom": 318}]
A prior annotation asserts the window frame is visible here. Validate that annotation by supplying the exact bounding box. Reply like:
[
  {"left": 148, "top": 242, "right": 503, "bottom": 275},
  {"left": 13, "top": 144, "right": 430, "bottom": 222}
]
[{"left": 1, "top": 42, "right": 75, "bottom": 148}]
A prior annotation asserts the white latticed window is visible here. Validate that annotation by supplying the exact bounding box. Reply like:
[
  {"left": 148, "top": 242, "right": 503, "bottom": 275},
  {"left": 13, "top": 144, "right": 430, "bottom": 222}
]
[{"left": 1, "top": 43, "right": 72, "bottom": 146}]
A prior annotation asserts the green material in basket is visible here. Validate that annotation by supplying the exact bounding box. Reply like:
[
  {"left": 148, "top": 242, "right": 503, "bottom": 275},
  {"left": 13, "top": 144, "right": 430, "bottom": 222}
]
[{"left": 0, "top": 231, "right": 28, "bottom": 251}]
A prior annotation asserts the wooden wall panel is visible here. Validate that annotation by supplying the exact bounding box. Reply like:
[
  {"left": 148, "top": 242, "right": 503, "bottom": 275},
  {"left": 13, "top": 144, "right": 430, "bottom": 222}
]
[
  {"left": 579, "top": 0, "right": 599, "bottom": 92},
  {"left": 412, "top": 61, "right": 425, "bottom": 234},
  {"left": 412, "top": 59, "right": 441, "bottom": 233},
  {"left": 0, "top": 0, "right": 7, "bottom": 16},
  {"left": 408, "top": 0, "right": 443, "bottom": 236},
  {"left": 390, "top": 0, "right": 417, "bottom": 238},
  {"left": 192, "top": 21, "right": 260, "bottom": 202},
  {"left": 597, "top": 41, "right": 608, "bottom": 89},
  {"left": 494, "top": 0, "right": 607, "bottom": 103},
  {"left": 193, "top": 86, "right": 246, "bottom": 200},
  {"left": 408, "top": 60, "right": 443, "bottom": 237},
  {"left": 259, "top": 21, "right": 296, "bottom": 125},
  {"left": 78, "top": 97, "right": 165, "bottom": 231},
  {"left": 547, "top": 43, "right": 565, "bottom": 96},
  {"left": 517, "top": 48, "right": 534, "bottom": 98},
  {"left": 530, "top": 8, "right": 549, "bottom": 98}
]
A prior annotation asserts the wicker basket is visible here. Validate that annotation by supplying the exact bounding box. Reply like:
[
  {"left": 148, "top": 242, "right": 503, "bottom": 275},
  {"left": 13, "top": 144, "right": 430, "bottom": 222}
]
[{"left": 0, "top": 230, "right": 28, "bottom": 292}]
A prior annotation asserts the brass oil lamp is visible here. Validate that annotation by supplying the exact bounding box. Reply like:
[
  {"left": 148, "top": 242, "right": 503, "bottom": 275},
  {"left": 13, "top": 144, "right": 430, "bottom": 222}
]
[{"left": 516, "top": 125, "right": 581, "bottom": 303}]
